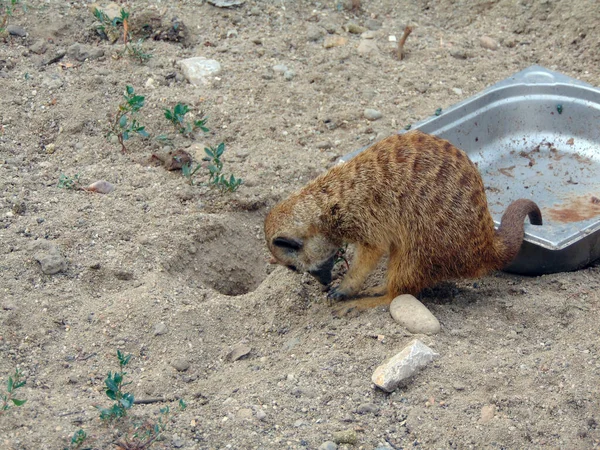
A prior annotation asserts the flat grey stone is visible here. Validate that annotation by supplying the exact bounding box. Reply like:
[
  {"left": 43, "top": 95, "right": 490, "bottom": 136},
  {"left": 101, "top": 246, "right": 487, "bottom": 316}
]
[
  {"left": 7, "top": 25, "right": 26, "bottom": 37},
  {"left": 67, "top": 43, "right": 104, "bottom": 62},
  {"left": 154, "top": 322, "right": 168, "bottom": 336},
  {"left": 171, "top": 359, "right": 190, "bottom": 372}
]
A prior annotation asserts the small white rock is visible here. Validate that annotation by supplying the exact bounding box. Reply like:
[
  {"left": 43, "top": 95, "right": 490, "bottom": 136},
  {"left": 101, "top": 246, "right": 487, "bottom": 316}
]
[
  {"left": 272, "top": 64, "right": 288, "bottom": 73},
  {"left": 390, "top": 294, "right": 441, "bottom": 335},
  {"left": 357, "top": 40, "right": 379, "bottom": 56},
  {"left": 480, "top": 36, "right": 499, "bottom": 50},
  {"left": 388, "top": 35, "right": 397, "bottom": 42},
  {"left": 372, "top": 339, "right": 439, "bottom": 392},
  {"left": 177, "top": 57, "right": 222, "bottom": 86},
  {"left": 452, "top": 87, "right": 463, "bottom": 96},
  {"left": 364, "top": 109, "right": 382, "bottom": 120}
]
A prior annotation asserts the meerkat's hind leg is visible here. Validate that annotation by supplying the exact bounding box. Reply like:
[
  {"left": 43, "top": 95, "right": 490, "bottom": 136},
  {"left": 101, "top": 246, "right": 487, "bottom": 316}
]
[{"left": 327, "top": 244, "right": 384, "bottom": 301}]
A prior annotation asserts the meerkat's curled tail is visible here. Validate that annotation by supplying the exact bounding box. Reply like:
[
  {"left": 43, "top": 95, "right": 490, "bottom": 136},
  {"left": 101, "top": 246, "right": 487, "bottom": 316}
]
[{"left": 495, "top": 199, "right": 543, "bottom": 267}]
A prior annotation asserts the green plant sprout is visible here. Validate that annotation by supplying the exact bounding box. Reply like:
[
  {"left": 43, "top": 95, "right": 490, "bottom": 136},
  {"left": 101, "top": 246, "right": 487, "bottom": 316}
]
[
  {"left": 204, "top": 143, "right": 243, "bottom": 192},
  {"left": 93, "top": 7, "right": 152, "bottom": 63},
  {"left": 1, "top": 368, "right": 27, "bottom": 415},
  {"left": 116, "top": 400, "right": 188, "bottom": 449},
  {"left": 181, "top": 162, "right": 203, "bottom": 186},
  {"left": 57, "top": 173, "right": 81, "bottom": 190},
  {"left": 163, "top": 103, "right": 209, "bottom": 136},
  {"left": 108, "top": 85, "right": 149, "bottom": 153},
  {"left": 96, "top": 350, "right": 134, "bottom": 421},
  {"left": 64, "top": 429, "right": 91, "bottom": 450}
]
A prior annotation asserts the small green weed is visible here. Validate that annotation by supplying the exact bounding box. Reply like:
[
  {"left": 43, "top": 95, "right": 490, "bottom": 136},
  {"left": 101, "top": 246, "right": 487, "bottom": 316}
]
[
  {"left": 97, "top": 350, "right": 134, "bottom": 421},
  {"left": 181, "top": 162, "right": 203, "bottom": 186},
  {"left": 1, "top": 368, "right": 27, "bottom": 415},
  {"left": 116, "top": 400, "right": 187, "bottom": 449},
  {"left": 93, "top": 7, "right": 153, "bottom": 63},
  {"left": 107, "top": 85, "right": 149, "bottom": 153},
  {"left": 57, "top": 173, "right": 81, "bottom": 190},
  {"left": 125, "top": 39, "right": 153, "bottom": 63},
  {"left": 204, "top": 143, "right": 243, "bottom": 192},
  {"left": 64, "top": 429, "right": 91, "bottom": 450},
  {"left": 163, "top": 103, "right": 208, "bottom": 137}
]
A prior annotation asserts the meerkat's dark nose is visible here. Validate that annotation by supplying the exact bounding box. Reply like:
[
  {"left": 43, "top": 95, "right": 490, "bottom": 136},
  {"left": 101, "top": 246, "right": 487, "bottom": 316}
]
[{"left": 308, "top": 255, "right": 336, "bottom": 285}]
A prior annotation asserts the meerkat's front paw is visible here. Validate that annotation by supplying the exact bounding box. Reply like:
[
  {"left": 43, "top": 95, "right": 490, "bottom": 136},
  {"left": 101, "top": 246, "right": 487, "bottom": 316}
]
[{"left": 326, "top": 286, "right": 350, "bottom": 302}]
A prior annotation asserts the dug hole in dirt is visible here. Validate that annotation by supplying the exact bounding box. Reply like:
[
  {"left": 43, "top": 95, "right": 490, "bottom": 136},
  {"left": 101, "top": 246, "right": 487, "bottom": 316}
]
[{"left": 1, "top": 0, "right": 600, "bottom": 449}]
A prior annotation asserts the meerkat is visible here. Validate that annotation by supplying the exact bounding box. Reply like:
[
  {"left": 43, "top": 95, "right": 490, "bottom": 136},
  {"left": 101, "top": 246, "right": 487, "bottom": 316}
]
[{"left": 264, "top": 130, "right": 543, "bottom": 315}]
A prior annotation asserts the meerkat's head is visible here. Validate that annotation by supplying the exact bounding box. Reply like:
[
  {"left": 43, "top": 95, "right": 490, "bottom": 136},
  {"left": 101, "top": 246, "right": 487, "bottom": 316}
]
[{"left": 265, "top": 198, "right": 339, "bottom": 285}]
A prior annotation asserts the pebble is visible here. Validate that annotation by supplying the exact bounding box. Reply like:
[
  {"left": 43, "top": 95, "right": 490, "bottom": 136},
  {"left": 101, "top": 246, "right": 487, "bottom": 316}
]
[
  {"left": 372, "top": 339, "right": 439, "bottom": 392},
  {"left": 256, "top": 409, "right": 267, "bottom": 421},
  {"left": 361, "top": 30, "right": 376, "bottom": 39},
  {"left": 177, "top": 57, "right": 222, "bottom": 86},
  {"left": 208, "top": 0, "right": 245, "bottom": 7},
  {"left": 345, "top": 22, "right": 366, "bottom": 34},
  {"left": 284, "top": 69, "right": 296, "bottom": 81},
  {"left": 227, "top": 29, "right": 238, "bottom": 38},
  {"left": 333, "top": 429, "right": 357, "bottom": 445},
  {"left": 294, "top": 419, "right": 307, "bottom": 427},
  {"left": 480, "top": 36, "right": 499, "bottom": 50},
  {"left": 67, "top": 43, "right": 104, "bottom": 62},
  {"left": 319, "top": 442, "right": 338, "bottom": 450},
  {"left": 42, "top": 75, "right": 64, "bottom": 90},
  {"left": 365, "top": 19, "right": 383, "bottom": 30},
  {"left": 172, "top": 437, "right": 184, "bottom": 448},
  {"left": 307, "top": 25, "right": 324, "bottom": 42},
  {"left": 7, "top": 25, "right": 26, "bottom": 37},
  {"left": 480, "top": 404, "right": 496, "bottom": 423},
  {"left": 273, "top": 64, "right": 288, "bottom": 73},
  {"left": 316, "top": 141, "right": 332, "bottom": 149},
  {"left": 364, "top": 109, "right": 382, "bottom": 120},
  {"left": 32, "top": 242, "right": 67, "bottom": 275},
  {"left": 452, "top": 87, "right": 463, "bottom": 96},
  {"left": 356, "top": 403, "right": 379, "bottom": 415},
  {"left": 30, "top": 39, "right": 48, "bottom": 55},
  {"left": 357, "top": 39, "right": 379, "bottom": 56},
  {"left": 450, "top": 48, "right": 469, "bottom": 59},
  {"left": 236, "top": 408, "right": 253, "bottom": 420},
  {"left": 154, "top": 322, "right": 168, "bottom": 336},
  {"left": 323, "top": 35, "right": 348, "bottom": 49},
  {"left": 171, "top": 359, "right": 190, "bottom": 372},
  {"left": 389, "top": 294, "right": 441, "bottom": 335},
  {"left": 86, "top": 180, "right": 115, "bottom": 194},
  {"left": 227, "top": 344, "right": 251, "bottom": 362}
]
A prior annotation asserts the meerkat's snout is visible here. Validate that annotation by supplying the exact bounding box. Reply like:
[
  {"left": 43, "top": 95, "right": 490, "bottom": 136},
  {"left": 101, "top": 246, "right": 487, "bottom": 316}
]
[{"left": 308, "top": 255, "right": 336, "bottom": 285}]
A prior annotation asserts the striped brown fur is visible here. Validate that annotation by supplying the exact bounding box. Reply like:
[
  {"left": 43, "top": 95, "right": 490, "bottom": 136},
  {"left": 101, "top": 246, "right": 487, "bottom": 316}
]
[{"left": 264, "top": 131, "right": 542, "bottom": 314}]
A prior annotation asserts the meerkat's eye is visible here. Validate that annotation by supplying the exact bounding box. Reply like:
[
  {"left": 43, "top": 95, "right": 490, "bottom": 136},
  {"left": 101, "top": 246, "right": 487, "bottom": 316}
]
[{"left": 286, "top": 265, "right": 298, "bottom": 272}]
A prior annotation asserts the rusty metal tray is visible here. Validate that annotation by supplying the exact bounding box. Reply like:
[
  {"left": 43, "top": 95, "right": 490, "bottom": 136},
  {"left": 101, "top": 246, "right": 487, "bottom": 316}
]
[{"left": 341, "top": 66, "right": 600, "bottom": 275}]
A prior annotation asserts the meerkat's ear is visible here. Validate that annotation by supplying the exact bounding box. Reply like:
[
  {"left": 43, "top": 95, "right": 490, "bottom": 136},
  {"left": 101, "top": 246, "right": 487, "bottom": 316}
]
[{"left": 273, "top": 237, "right": 303, "bottom": 251}]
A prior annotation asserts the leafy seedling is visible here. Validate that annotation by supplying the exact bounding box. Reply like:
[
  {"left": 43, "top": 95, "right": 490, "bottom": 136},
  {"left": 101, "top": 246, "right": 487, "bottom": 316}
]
[
  {"left": 93, "top": 7, "right": 152, "bottom": 63},
  {"left": 1, "top": 368, "right": 27, "bottom": 415},
  {"left": 64, "top": 429, "right": 91, "bottom": 450},
  {"left": 57, "top": 173, "right": 81, "bottom": 190},
  {"left": 163, "top": 103, "right": 209, "bottom": 137},
  {"left": 116, "top": 400, "right": 187, "bottom": 450},
  {"left": 203, "top": 143, "right": 243, "bottom": 192},
  {"left": 181, "top": 162, "right": 203, "bottom": 185},
  {"left": 107, "top": 85, "right": 149, "bottom": 153},
  {"left": 96, "top": 350, "right": 134, "bottom": 421},
  {"left": 124, "top": 39, "right": 152, "bottom": 63}
]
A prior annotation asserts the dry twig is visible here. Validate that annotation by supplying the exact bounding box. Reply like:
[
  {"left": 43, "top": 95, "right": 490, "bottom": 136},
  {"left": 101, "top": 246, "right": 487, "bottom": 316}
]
[{"left": 397, "top": 25, "right": 414, "bottom": 60}]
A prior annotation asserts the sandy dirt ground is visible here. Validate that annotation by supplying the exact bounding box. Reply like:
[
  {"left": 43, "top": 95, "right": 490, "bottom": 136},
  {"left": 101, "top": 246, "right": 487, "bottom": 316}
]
[{"left": 1, "top": 0, "right": 600, "bottom": 448}]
